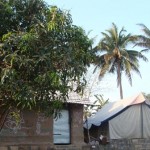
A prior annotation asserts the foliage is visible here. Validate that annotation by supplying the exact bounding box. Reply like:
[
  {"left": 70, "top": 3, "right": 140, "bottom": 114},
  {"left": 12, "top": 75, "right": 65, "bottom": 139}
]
[
  {"left": 93, "top": 23, "right": 148, "bottom": 99},
  {"left": 9, "top": 109, "right": 21, "bottom": 125},
  {"left": 136, "top": 24, "right": 150, "bottom": 51},
  {"left": 0, "top": 0, "right": 49, "bottom": 41},
  {"left": 143, "top": 92, "right": 150, "bottom": 100},
  {"left": 0, "top": 0, "right": 94, "bottom": 115}
]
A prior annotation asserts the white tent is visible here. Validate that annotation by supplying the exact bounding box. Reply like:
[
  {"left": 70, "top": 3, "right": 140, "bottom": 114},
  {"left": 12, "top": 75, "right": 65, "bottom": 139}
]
[{"left": 84, "top": 93, "right": 150, "bottom": 139}]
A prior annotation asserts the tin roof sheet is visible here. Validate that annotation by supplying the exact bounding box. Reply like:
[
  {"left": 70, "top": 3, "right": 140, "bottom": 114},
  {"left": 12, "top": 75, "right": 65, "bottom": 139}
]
[{"left": 66, "top": 92, "right": 94, "bottom": 105}]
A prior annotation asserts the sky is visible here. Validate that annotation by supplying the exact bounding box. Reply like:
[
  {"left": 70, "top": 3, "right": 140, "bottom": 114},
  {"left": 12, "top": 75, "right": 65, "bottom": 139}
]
[{"left": 45, "top": 0, "right": 150, "bottom": 101}]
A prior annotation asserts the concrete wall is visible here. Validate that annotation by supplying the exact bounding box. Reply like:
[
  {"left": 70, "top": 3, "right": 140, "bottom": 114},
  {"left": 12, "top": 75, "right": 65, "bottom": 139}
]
[{"left": 0, "top": 104, "right": 86, "bottom": 150}]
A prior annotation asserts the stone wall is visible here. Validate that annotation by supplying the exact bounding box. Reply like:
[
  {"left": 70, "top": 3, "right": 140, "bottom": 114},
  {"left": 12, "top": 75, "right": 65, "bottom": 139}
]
[
  {"left": 0, "top": 110, "right": 53, "bottom": 146},
  {"left": 89, "top": 138, "right": 150, "bottom": 150}
]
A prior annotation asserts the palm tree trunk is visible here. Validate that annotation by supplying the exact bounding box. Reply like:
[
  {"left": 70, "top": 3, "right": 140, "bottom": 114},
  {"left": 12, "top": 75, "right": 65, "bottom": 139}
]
[
  {"left": 119, "top": 76, "right": 123, "bottom": 99},
  {"left": 117, "top": 61, "right": 123, "bottom": 99}
]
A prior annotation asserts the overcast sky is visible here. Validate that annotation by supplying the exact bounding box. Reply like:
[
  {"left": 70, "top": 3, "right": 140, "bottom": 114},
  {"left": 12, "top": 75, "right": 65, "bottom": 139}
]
[{"left": 45, "top": 0, "right": 150, "bottom": 101}]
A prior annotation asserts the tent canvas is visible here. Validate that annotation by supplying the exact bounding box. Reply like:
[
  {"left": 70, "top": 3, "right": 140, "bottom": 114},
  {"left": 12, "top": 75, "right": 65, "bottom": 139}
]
[{"left": 84, "top": 93, "right": 150, "bottom": 139}]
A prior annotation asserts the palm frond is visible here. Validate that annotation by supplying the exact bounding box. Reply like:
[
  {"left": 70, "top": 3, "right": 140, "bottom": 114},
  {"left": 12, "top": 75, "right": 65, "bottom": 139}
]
[
  {"left": 136, "top": 35, "right": 150, "bottom": 48},
  {"left": 136, "top": 24, "right": 150, "bottom": 49},
  {"left": 123, "top": 59, "right": 132, "bottom": 85},
  {"left": 109, "top": 58, "right": 117, "bottom": 73},
  {"left": 140, "top": 49, "right": 150, "bottom": 53},
  {"left": 120, "top": 49, "right": 129, "bottom": 59},
  {"left": 129, "top": 62, "right": 141, "bottom": 78},
  {"left": 106, "top": 23, "right": 118, "bottom": 46},
  {"left": 99, "top": 63, "right": 110, "bottom": 79},
  {"left": 138, "top": 23, "right": 150, "bottom": 37},
  {"left": 138, "top": 51, "right": 148, "bottom": 62}
]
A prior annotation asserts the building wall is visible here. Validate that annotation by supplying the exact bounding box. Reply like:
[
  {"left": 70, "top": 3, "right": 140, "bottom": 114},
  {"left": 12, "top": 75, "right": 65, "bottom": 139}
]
[
  {"left": 0, "top": 110, "right": 53, "bottom": 146},
  {"left": 0, "top": 104, "right": 86, "bottom": 150}
]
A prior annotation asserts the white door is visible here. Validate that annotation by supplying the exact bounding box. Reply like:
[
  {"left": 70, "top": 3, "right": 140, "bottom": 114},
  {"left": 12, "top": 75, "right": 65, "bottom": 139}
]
[{"left": 53, "top": 109, "right": 70, "bottom": 144}]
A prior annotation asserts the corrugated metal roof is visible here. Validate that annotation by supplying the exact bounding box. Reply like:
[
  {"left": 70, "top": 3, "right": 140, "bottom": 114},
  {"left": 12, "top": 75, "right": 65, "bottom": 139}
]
[
  {"left": 66, "top": 92, "right": 94, "bottom": 105},
  {"left": 67, "top": 98, "right": 94, "bottom": 105}
]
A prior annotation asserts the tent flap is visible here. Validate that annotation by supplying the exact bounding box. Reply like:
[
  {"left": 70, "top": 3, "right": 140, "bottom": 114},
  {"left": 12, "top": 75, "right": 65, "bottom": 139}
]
[{"left": 109, "top": 105, "right": 141, "bottom": 139}]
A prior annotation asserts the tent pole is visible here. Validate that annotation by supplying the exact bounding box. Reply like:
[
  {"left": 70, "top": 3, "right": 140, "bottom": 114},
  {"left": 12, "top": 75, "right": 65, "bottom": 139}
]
[
  {"left": 85, "top": 118, "right": 91, "bottom": 144},
  {"left": 141, "top": 104, "right": 143, "bottom": 138}
]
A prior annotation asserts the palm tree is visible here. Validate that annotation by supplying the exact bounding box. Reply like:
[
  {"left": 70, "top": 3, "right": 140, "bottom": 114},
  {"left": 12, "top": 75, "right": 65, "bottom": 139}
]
[
  {"left": 136, "top": 24, "right": 150, "bottom": 51},
  {"left": 93, "top": 23, "right": 148, "bottom": 99}
]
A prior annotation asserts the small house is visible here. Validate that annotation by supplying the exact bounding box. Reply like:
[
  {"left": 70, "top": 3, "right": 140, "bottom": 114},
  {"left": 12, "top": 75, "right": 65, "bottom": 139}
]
[{"left": 0, "top": 92, "right": 92, "bottom": 150}]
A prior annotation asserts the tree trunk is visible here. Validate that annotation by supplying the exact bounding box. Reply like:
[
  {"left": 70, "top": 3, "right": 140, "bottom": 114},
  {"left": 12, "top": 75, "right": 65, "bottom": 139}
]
[
  {"left": 117, "top": 61, "right": 123, "bottom": 99},
  {"left": 119, "top": 76, "right": 123, "bottom": 99},
  {"left": 0, "top": 108, "right": 9, "bottom": 132}
]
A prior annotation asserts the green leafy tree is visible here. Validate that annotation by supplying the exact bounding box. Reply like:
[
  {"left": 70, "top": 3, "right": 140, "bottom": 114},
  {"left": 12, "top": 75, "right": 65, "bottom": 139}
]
[
  {"left": 0, "top": 0, "right": 49, "bottom": 41},
  {"left": 0, "top": 0, "right": 94, "bottom": 116},
  {"left": 93, "top": 23, "right": 147, "bottom": 99}
]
